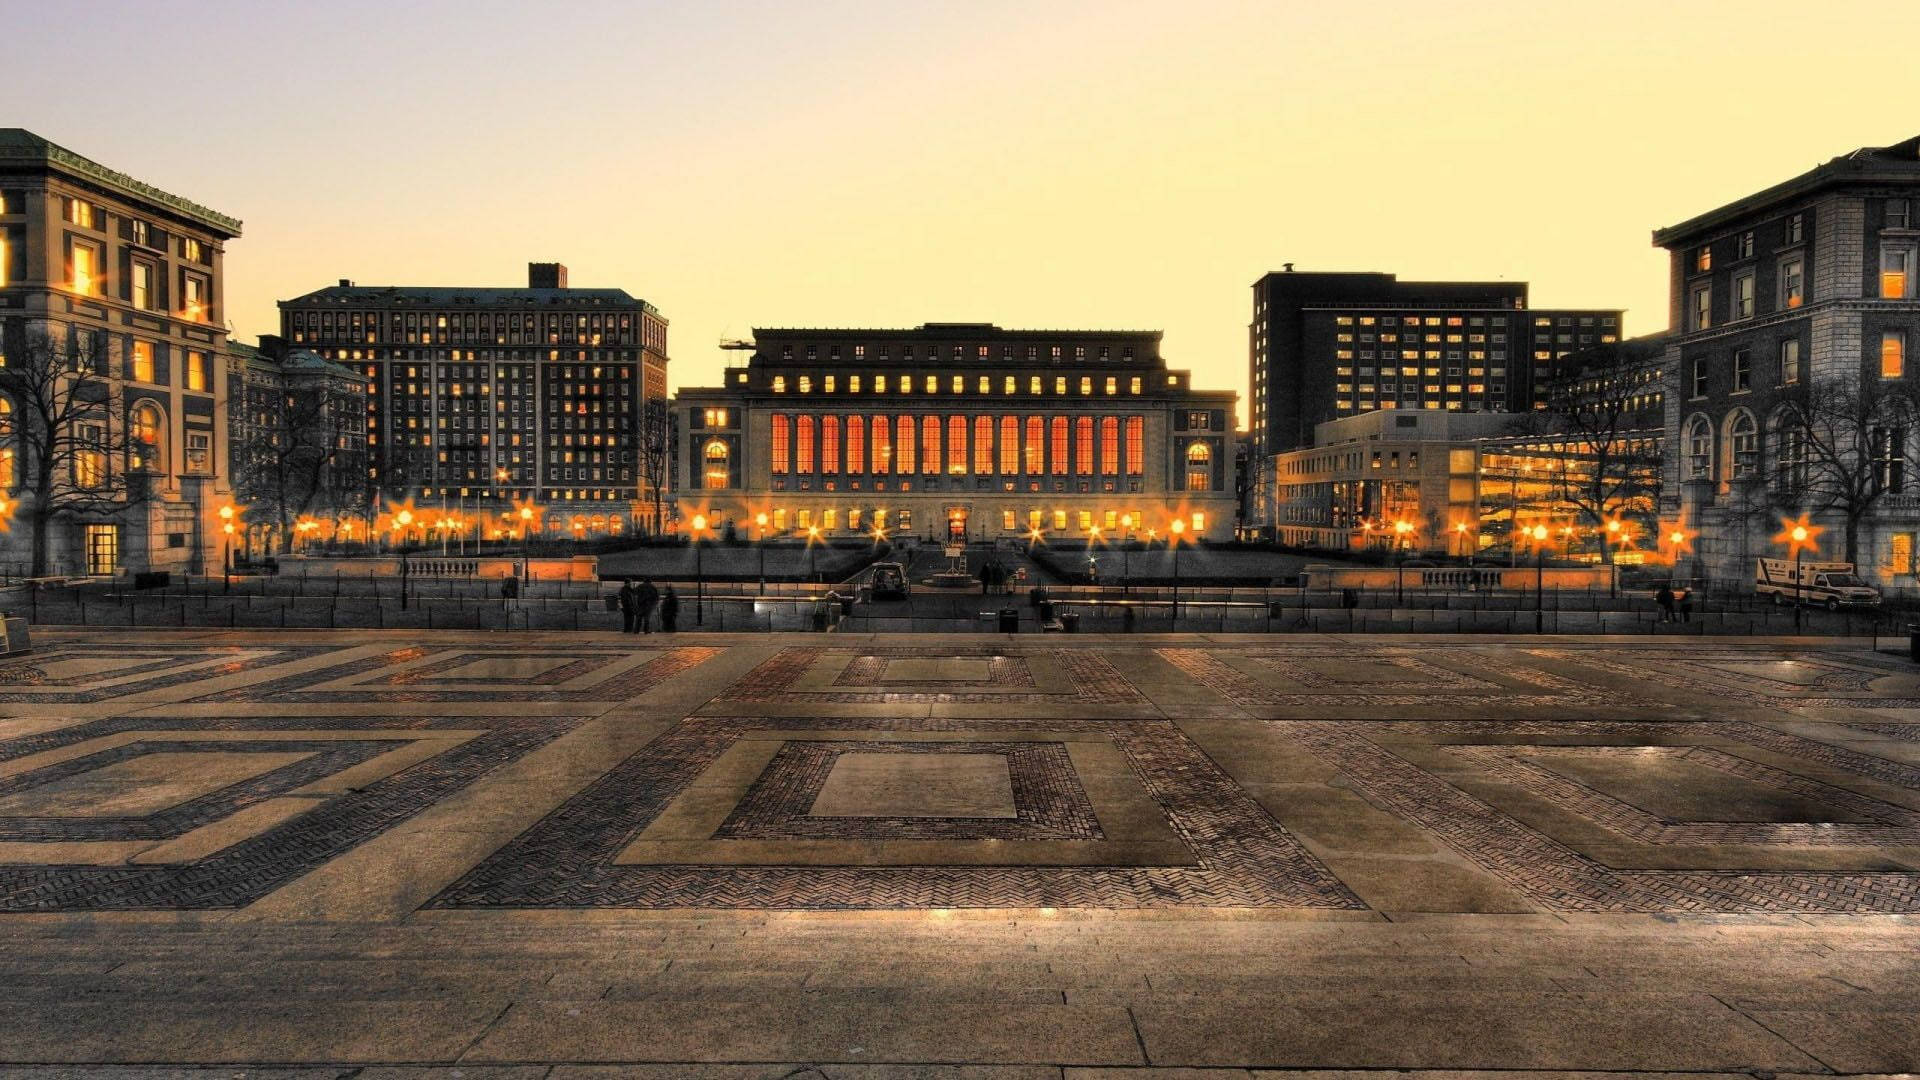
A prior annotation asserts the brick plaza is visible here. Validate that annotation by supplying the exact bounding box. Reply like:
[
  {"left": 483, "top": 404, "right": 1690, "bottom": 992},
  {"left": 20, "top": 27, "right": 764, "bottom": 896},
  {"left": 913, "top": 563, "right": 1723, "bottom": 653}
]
[{"left": 3, "top": 629, "right": 1920, "bottom": 1073}]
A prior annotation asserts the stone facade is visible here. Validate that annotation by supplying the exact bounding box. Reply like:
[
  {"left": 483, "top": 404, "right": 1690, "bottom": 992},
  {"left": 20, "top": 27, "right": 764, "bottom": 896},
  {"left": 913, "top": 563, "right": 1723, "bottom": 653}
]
[
  {"left": 1655, "top": 135, "right": 1920, "bottom": 592},
  {"left": 673, "top": 323, "right": 1239, "bottom": 543},
  {"left": 0, "top": 129, "right": 239, "bottom": 577}
]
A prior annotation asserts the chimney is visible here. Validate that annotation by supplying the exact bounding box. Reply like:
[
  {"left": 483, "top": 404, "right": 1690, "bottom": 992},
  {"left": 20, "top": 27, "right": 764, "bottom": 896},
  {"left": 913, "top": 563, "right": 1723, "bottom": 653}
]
[
  {"left": 338, "top": 278, "right": 353, "bottom": 287},
  {"left": 529, "top": 262, "right": 568, "bottom": 289}
]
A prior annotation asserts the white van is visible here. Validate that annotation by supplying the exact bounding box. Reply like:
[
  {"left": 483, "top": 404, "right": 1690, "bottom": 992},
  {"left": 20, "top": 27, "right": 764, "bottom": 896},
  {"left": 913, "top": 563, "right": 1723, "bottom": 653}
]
[{"left": 1754, "top": 559, "right": 1882, "bottom": 610}]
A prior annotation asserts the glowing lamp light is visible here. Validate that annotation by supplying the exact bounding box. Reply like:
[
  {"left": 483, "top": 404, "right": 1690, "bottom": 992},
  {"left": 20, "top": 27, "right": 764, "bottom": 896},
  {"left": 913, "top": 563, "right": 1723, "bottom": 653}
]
[
  {"left": 755, "top": 512, "right": 769, "bottom": 527},
  {"left": 1774, "top": 513, "right": 1823, "bottom": 557},
  {"left": 1169, "top": 519, "right": 1186, "bottom": 536},
  {"left": 396, "top": 509, "right": 413, "bottom": 527},
  {"left": 519, "top": 506, "right": 534, "bottom": 521},
  {"left": 691, "top": 514, "right": 708, "bottom": 532}
]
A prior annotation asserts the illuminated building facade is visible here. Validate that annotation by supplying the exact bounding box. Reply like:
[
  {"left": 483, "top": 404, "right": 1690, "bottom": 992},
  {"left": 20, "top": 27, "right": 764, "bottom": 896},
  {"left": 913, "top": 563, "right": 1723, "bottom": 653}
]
[
  {"left": 673, "top": 323, "right": 1239, "bottom": 542},
  {"left": 224, "top": 336, "right": 370, "bottom": 552},
  {"left": 1654, "top": 135, "right": 1920, "bottom": 588},
  {"left": 1247, "top": 267, "right": 1622, "bottom": 531},
  {"left": 278, "top": 263, "right": 670, "bottom": 537},
  {"left": 0, "top": 129, "right": 239, "bottom": 575}
]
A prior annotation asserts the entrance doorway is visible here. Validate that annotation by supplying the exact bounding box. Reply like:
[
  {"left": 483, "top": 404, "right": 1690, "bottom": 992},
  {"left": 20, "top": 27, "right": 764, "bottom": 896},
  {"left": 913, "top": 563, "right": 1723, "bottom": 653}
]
[
  {"left": 84, "top": 524, "right": 119, "bottom": 576},
  {"left": 946, "top": 507, "right": 968, "bottom": 543}
]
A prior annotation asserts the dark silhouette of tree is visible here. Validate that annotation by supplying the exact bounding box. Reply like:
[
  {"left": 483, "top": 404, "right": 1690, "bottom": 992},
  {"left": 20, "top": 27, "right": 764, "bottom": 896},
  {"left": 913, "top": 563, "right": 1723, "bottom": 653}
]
[
  {"left": 1766, "top": 376, "right": 1917, "bottom": 565},
  {"left": 637, "top": 398, "right": 670, "bottom": 537},
  {"left": 231, "top": 380, "right": 365, "bottom": 552},
  {"left": 1510, "top": 349, "right": 1669, "bottom": 562},
  {"left": 0, "top": 326, "right": 146, "bottom": 577}
]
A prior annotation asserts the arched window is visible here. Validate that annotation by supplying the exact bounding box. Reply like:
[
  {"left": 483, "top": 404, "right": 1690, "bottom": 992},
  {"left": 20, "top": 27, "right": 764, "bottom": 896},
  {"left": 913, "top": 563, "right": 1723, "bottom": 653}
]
[
  {"left": 1723, "top": 409, "right": 1757, "bottom": 484},
  {"left": 1768, "top": 409, "right": 1807, "bottom": 495},
  {"left": 1685, "top": 415, "right": 1714, "bottom": 481},
  {"left": 703, "top": 439, "right": 729, "bottom": 490},
  {"left": 1185, "top": 441, "right": 1212, "bottom": 492},
  {"left": 129, "top": 402, "right": 165, "bottom": 475}
]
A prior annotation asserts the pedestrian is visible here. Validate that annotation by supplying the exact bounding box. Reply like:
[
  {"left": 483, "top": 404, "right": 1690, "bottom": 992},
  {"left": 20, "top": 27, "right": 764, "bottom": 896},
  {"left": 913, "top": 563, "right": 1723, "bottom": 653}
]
[
  {"left": 1678, "top": 588, "right": 1693, "bottom": 623},
  {"left": 636, "top": 577, "right": 659, "bottom": 634},
  {"left": 1655, "top": 584, "right": 1675, "bottom": 624},
  {"left": 659, "top": 585, "right": 679, "bottom": 633},
  {"left": 618, "top": 579, "right": 638, "bottom": 633}
]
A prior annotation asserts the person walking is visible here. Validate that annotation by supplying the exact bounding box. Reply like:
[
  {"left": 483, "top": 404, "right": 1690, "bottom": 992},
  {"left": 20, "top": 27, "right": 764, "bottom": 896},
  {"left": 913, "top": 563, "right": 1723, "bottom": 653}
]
[
  {"left": 1678, "top": 587, "right": 1694, "bottom": 624},
  {"left": 659, "top": 585, "right": 680, "bottom": 633},
  {"left": 618, "top": 580, "right": 638, "bottom": 634},
  {"left": 1655, "top": 584, "right": 1675, "bottom": 624},
  {"left": 636, "top": 577, "right": 660, "bottom": 634}
]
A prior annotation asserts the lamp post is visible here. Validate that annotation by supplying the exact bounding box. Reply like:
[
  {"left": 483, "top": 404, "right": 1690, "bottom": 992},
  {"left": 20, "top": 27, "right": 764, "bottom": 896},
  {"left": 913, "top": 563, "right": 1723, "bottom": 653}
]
[
  {"left": 217, "top": 504, "right": 237, "bottom": 592},
  {"left": 1392, "top": 518, "right": 1414, "bottom": 603},
  {"left": 1604, "top": 517, "right": 1623, "bottom": 597},
  {"left": 691, "top": 513, "right": 709, "bottom": 626},
  {"left": 806, "top": 524, "right": 821, "bottom": 584},
  {"left": 755, "top": 512, "right": 769, "bottom": 594},
  {"left": 1169, "top": 518, "right": 1186, "bottom": 624},
  {"left": 1120, "top": 513, "right": 1134, "bottom": 594},
  {"left": 1775, "top": 514, "right": 1822, "bottom": 634},
  {"left": 1527, "top": 522, "right": 1550, "bottom": 633}
]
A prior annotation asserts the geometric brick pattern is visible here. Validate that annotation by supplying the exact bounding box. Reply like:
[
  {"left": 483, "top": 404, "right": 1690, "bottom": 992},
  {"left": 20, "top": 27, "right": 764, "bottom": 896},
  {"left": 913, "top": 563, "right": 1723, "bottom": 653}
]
[
  {"left": 0, "top": 643, "right": 340, "bottom": 704},
  {"left": 430, "top": 713, "right": 1364, "bottom": 910},
  {"left": 1534, "top": 647, "right": 1920, "bottom": 709},
  {"left": 190, "top": 644, "right": 721, "bottom": 703},
  {"left": 0, "top": 712, "right": 590, "bottom": 910},
  {"left": 719, "top": 647, "right": 1148, "bottom": 705},
  {"left": 1291, "top": 720, "right": 1920, "bottom": 913},
  {"left": 713, "top": 740, "right": 1102, "bottom": 841}
]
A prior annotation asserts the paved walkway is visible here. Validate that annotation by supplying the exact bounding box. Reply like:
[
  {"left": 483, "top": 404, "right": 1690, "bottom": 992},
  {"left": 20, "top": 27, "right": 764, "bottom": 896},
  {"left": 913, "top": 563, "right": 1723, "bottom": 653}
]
[{"left": 3, "top": 630, "right": 1920, "bottom": 1073}]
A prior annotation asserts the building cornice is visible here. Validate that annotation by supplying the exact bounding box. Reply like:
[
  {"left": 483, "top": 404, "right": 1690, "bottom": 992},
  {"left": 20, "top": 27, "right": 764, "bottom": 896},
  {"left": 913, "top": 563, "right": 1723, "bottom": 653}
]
[{"left": 0, "top": 130, "right": 242, "bottom": 237}]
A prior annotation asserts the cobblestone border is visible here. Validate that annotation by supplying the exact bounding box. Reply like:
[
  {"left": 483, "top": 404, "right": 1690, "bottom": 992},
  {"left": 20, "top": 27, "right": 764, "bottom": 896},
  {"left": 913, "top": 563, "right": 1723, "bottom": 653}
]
[
  {"left": 0, "top": 644, "right": 341, "bottom": 704},
  {"left": 190, "top": 645, "right": 720, "bottom": 703},
  {"left": 720, "top": 648, "right": 1147, "bottom": 705},
  {"left": 0, "top": 713, "right": 591, "bottom": 910},
  {"left": 714, "top": 740, "right": 1101, "bottom": 841},
  {"left": 1290, "top": 720, "right": 1920, "bottom": 913},
  {"left": 431, "top": 714, "right": 1362, "bottom": 910}
]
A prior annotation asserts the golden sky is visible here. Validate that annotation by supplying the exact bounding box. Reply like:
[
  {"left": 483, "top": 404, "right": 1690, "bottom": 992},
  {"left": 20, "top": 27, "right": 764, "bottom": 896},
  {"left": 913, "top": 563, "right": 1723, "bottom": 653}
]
[{"left": 10, "top": 0, "right": 1919, "bottom": 424}]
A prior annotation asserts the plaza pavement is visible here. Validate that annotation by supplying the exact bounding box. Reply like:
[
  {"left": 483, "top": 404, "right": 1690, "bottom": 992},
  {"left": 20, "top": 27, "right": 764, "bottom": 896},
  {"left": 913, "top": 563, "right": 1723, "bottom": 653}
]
[{"left": 3, "top": 628, "right": 1920, "bottom": 1075}]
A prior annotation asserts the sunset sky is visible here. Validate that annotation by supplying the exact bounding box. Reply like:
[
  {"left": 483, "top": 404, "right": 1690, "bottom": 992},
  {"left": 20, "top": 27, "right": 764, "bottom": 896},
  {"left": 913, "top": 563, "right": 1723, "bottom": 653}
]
[{"left": 10, "top": 0, "right": 1919, "bottom": 422}]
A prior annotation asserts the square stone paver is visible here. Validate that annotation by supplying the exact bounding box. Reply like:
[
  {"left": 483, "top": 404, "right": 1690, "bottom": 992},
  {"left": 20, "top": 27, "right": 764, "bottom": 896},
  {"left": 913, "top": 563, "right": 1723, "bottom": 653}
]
[
  {"left": 809, "top": 751, "right": 1016, "bottom": 817},
  {"left": 881, "top": 657, "right": 993, "bottom": 683}
]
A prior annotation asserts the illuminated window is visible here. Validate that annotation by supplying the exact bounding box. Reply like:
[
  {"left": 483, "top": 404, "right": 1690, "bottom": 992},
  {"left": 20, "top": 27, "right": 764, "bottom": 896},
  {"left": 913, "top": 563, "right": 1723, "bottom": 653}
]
[
  {"left": 1185, "top": 442, "right": 1212, "bottom": 491},
  {"left": 1099, "top": 417, "right": 1119, "bottom": 474},
  {"left": 925, "top": 374, "right": 937, "bottom": 393},
  {"left": 849, "top": 375, "right": 861, "bottom": 393},
  {"left": 182, "top": 274, "right": 206, "bottom": 320},
  {"left": 798, "top": 375, "right": 812, "bottom": 394},
  {"left": 68, "top": 239, "right": 99, "bottom": 295},
  {"left": 129, "top": 403, "right": 163, "bottom": 471},
  {"left": 770, "top": 415, "right": 790, "bottom": 473},
  {"left": 821, "top": 416, "right": 840, "bottom": 474},
  {"left": 1002, "top": 509, "right": 1016, "bottom": 531},
  {"left": 1049, "top": 417, "right": 1068, "bottom": 474},
  {"left": 871, "top": 414, "right": 891, "bottom": 474},
  {"left": 1780, "top": 258, "right": 1804, "bottom": 308},
  {"left": 948, "top": 415, "right": 966, "bottom": 473},
  {"left": 64, "top": 198, "right": 94, "bottom": 227},
  {"left": 1190, "top": 511, "right": 1206, "bottom": 533},
  {"left": 772, "top": 509, "right": 787, "bottom": 531},
  {"left": 999, "top": 416, "right": 1019, "bottom": 473},
  {"left": 1882, "top": 249, "right": 1911, "bottom": 299},
  {"left": 847, "top": 415, "right": 864, "bottom": 472},
  {"left": 1053, "top": 509, "right": 1067, "bottom": 531},
  {"left": 896, "top": 416, "right": 916, "bottom": 473},
  {"left": 130, "top": 341, "right": 154, "bottom": 383},
  {"left": 772, "top": 376, "right": 786, "bottom": 393},
  {"left": 1124, "top": 416, "right": 1143, "bottom": 475},
  {"left": 974, "top": 415, "right": 993, "bottom": 473},
  {"left": 795, "top": 416, "right": 815, "bottom": 472},
  {"left": 1024, "top": 416, "right": 1044, "bottom": 473},
  {"left": 922, "top": 415, "right": 940, "bottom": 474},
  {"left": 130, "top": 262, "right": 153, "bottom": 310},
  {"left": 1695, "top": 246, "right": 1711, "bottom": 272},
  {"left": 703, "top": 440, "right": 729, "bottom": 489},
  {"left": 1883, "top": 331, "right": 1907, "bottom": 379},
  {"left": 184, "top": 350, "right": 208, "bottom": 392}
]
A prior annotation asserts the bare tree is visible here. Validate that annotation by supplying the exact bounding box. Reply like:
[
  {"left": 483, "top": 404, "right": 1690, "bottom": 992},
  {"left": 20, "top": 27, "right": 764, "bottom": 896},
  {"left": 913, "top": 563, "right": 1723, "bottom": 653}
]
[
  {"left": 637, "top": 398, "right": 669, "bottom": 537},
  {"left": 1510, "top": 351, "right": 1668, "bottom": 562},
  {"left": 1768, "top": 375, "right": 1917, "bottom": 565},
  {"left": 231, "top": 380, "right": 365, "bottom": 552},
  {"left": 0, "top": 326, "right": 146, "bottom": 577}
]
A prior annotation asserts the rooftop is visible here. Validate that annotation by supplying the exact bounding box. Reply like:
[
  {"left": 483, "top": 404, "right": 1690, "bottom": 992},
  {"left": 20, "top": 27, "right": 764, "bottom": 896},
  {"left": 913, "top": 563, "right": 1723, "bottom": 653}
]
[
  {"left": 0, "top": 128, "right": 242, "bottom": 236},
  {"left": 281, "top": 283, "right": 658, "bottom": 316},
  {"left": 1653, "top": 134, "right": 1920, "bottom": 245}
]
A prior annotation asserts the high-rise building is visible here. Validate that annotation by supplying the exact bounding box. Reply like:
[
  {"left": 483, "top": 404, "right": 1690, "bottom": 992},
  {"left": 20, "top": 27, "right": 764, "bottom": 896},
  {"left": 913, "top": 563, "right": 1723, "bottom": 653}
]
[
  {"left": 1246, "top": 268, "right": 1622, "bottom": 530},
  {"left": 672, "top": 323, "right": 1239, "bottom": 542},
  {"left": 0, "top": 129, "right": 241, "bottom": 576},
  {"left": 1656, "top": 134, "right": 1920, "bottom": 588},
  {"left": 278, "top": 264, "right": 670, "bottom": 537}
]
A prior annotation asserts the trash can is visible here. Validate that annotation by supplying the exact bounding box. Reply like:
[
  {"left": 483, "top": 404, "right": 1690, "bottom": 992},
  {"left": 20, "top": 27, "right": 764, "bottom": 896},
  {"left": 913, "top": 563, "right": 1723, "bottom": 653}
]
[
  {"left": 1037, "top": 599, "right": 1055, "bottom": 623},
  {"left": 839, "top": 593, "right": 855, "bottom": 616},
  {"left": 998, "top": 608, "right": 1019, "bottom": 633},
  {"left": 1908, "top": 623, "right": 1920, "bottom": 663},
  {"left": 1060, "top": 612, "right": 1080, "bottom": 633},
  {"left": 1030, "top": 586, "right": 1048, "bottom": 607},
  {"left": 1268, "top": 600, "right": 1286, "bottom": 619}
]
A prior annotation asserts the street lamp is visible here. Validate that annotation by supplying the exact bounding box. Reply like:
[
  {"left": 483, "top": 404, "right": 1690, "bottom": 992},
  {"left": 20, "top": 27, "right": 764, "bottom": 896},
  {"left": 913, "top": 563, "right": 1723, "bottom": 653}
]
[
  {"left": 755, "top": 512, "right": 770, "bottom": 594},
  {"left": 1169, "top": 517, "right": 1186, "bottom": 623},
  {"left": 1392, "top": 518, "right": 1415, "bottom": 603},
  {"left": 1775, "top": 513, "right": 1823, "bottom": 633},
  {"left": 806, "top": 524, "right": 821, "bottom": 584},
  {"left": 691, "top": 513, "right": 709, "bottom": 626},
  {"left": 1087, "top": 525, "right": 1104, "bottom": 586},
  {"left": 217, "top": 504, "right": 238, "bottom": 592},
  {"left": 1526, "top": 522, "right": 1551, "bottom": 632}
]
